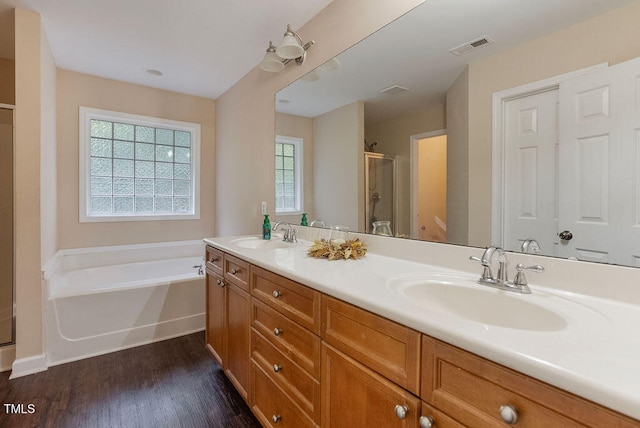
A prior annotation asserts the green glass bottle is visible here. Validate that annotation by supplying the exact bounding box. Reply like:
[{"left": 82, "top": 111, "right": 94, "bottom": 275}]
[
  {"left": 301, "top": 213, "right": 308, "bottom": 226},
  {"left": 262, "top": 214, "right": 271, "bottom": 240}
]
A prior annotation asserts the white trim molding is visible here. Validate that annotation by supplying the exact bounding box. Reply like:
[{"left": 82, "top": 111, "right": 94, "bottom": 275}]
[{"left": 9, "top": 353, "right": 47, "bottom": 378}]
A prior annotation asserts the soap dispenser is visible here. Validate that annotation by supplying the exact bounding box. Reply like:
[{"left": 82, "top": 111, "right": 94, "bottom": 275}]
[
  {"left": 301, "top": 213, "right": 308, "bottom": 226},
  {"left": 262, "top": 214, "right": 271, "bottom": 240}
]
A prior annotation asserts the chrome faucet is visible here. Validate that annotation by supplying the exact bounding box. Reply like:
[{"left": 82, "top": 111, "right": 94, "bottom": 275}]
[
  {"left": 470, "top": 246, "right": 543, "bottom": 294},
  {"left": 272, "top": 222, "right": 297, "bottom": 243},
  {"left": 310, "top": 219, "right": 326, "bottom": 228},
  {"left": 521, "top": 239, "right": 541, "bottom": 254}
]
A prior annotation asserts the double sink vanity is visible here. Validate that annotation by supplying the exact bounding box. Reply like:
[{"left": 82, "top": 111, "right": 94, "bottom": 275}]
[{"left": 203, "top": 229, "right": 640, "bottom": 427}]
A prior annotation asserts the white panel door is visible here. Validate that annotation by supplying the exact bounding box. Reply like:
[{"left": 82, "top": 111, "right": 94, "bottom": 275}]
[
  {"left": 558, "top": 56, "right": 640, "bottom": 265},
  {"left": 503, "top": 89, "right": 559, "bottom": 254}
]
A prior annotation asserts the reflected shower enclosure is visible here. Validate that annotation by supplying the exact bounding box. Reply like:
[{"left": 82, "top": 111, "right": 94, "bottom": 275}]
[{"left": 365, "top": 152, "right": 397, "bottom": 235}]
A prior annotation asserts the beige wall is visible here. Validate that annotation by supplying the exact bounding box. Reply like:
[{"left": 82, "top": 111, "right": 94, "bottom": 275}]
[
  {"left": 275, "top": 112, "right": 314, "bottom": 224},
  {"left": 14, "top": 8, "right": 43, "bottom": 360},
  {"left": 313, "top": 102, "right": 364, "bottom": 230},
  {"left": 365, "top": 104, "right": 445, "bottom": 237},
  {"left": 466, "top": 1, "right": 640, "bottom": 246},
  {"left": 0, "top": 57, "right": 14, "bottom": 105},
  {"left": 215, "top": 0, "right": 425, "bottom": 237},
  {"left": 56, "top": 70, "right": 216, "bottom": 249}
]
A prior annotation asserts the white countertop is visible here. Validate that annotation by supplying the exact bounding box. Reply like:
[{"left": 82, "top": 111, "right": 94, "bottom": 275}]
[{"left": 204, "top": 234, "right": 640, "bottom": 421}]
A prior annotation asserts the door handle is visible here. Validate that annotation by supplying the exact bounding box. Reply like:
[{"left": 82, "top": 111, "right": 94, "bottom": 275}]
[{"left": 558, "top": 230, "right": 573, "bottom": 241}]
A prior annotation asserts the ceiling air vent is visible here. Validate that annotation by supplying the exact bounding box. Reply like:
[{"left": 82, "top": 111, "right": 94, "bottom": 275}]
[
  {"left": 379, "top": 84, "right": 409, "bottom": 96},
  {"left": 449, "top": 35, "right": 494, "bottom": 56}
]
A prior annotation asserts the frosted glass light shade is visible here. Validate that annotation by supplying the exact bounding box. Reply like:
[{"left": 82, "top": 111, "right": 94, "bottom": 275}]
[
  {"left": 259, "top": 50, "right": 285, "bottom": 72},
  {"left": 276, "top": 33, "right": 304, "bottom": 59}
]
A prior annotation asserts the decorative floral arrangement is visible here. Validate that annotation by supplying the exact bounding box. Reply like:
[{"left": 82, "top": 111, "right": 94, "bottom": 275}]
[{"left": 307, "top": 238, "right": 367, "bottom": 260}]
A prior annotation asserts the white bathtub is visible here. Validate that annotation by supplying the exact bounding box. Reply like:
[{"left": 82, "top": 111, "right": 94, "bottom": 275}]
[{"left": 45, "top": 240, "right": 205, "bottom": 366}]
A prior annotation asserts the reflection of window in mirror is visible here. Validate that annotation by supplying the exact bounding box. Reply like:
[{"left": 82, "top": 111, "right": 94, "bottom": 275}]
[{"left": 275, "top": 135, "right": 304, "bottom": 215}]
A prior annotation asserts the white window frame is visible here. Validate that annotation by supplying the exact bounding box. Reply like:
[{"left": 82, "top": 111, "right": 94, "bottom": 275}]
[
  {"left": 79, "top": 106, "right": 201, "bottom": 222},
  {"left": 275, "top": 135, "right": 304, "bottom": 215}
]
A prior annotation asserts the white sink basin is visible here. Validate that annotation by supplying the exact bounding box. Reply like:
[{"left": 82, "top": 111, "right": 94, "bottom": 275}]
[
  {"left": 230, "top": 236, "right": 292, "bottom": 250},
  {"left": 387, "top": 273, "right": 603, "bottom": 332}
]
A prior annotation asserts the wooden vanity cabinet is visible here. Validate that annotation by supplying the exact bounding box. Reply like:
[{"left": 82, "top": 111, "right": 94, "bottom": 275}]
[
  {"left": 204, "top": 247, "right": 640, "bottom": 427},
  {"left": 204, "top": 246, "right": 252, "bottom": 401},
  {"left": 321, "top": 295, "right": 422, "bottom": 427},
  {"left": 322, "top": 343, "right": 420, "bottom": 428},
  {"left": 250, "top": 264, "right": 322, "bottom": 427},
  {"left": 205, "top": 267, "right": 226, "bottom": 366},
  {"left": 205, "top": 245, "right": 224, "bottom": 275},
  {"left": 321, "top": 295, "right": 421, "bottom": 395},
  {"left": 421, "top": 335, "right": 640, "bottom": 428}
]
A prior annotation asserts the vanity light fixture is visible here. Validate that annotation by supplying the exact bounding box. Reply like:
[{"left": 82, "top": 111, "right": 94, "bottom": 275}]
[{"left": 259, "top": 24, "right": 314, "bottom": 72}]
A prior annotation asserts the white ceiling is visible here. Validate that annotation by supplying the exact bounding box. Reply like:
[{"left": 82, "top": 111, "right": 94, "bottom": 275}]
[
  {"left": 0, "top": 0, "right": 334, "bottom": 99},
  {"left": 276, "top": 0, "right": 637, "bottom": 123},
  {"left": 1, "top": 0, "right": 637, "bottom": 105}
]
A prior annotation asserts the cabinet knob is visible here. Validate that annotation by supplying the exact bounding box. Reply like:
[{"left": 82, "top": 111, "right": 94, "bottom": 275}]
[
  {"left": 216, "top": 279, "right": 225, "bottom": 287},
  {"left": 272, "top": 414, "right": 281, "bottom": 423},
  {"left": 499, "top": 405, "right": 519, "bottom": 424},
  {"left": 394, "top": 404, "right": 409, "bottom": 420},
  {"left": 230, "top": 268, "right": 239, "bottom": 275},
  {"left": 273, "top": 327, "right": 283, "bottom": 336},
  {"left": 272, "top": 290, "right": 282, "bottom": 298},
  {"left": 419, "top": 416, "right": 435, "bottom": 428},
  {"left": 209, "top": 256, "right": 218, "bottom": 262},
  {"left": 273, "top": 364, "right": 282, "bottom": 373}
]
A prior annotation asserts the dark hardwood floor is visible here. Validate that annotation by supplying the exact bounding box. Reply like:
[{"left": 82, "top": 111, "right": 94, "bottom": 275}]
[{"left": 0, "top": 332, "right": 261, "bottom": 428}]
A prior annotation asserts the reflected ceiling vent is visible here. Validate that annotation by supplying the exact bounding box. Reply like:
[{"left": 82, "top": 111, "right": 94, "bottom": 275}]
[
  {"left": 449, "top": 35, "right": 494, "bottom": 56},
  {"left": 379, "top": 84, "right": 409, "bottom": 96}
]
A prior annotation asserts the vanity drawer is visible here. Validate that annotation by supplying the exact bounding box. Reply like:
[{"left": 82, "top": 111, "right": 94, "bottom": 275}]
[
  {"left": 252, "top": 299, "right": 321, "bottom": 378},
  {"left": 251, "top": 265, "right": 321, "bottom": 335},
  {"left": 205, "top": 245, "right": 223, "bottom": 275},
  {"left": 422, "top": 335, "right": 639, "bottom": 427},
  {"left": 420, "top": 401, "right": 465, "bottom": 428},
  {"left": 251, "top": 361, "right": 317, "bottom": 428},
  {"left": 252, "top": 329, "right": 321, "bottom": 423},
  {"left": 321, "top": 295, "right": 421, "bottom": 395},
  {"left": 223, "top": 253, "right": 250, "bottom": 292}
]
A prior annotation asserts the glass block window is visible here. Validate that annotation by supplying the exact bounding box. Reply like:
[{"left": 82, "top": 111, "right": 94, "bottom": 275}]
[
  {"left": 275, "top": 135, "right": 303, "bottom": 214},
  {"left": 79, "top": 107, "right": 200, "bottom": 222}
]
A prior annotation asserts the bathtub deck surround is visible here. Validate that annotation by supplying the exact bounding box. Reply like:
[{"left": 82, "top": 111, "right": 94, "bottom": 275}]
[
  {"left": 43, "top": 240, "right": 206, "bottom": 368},
  {"left": 204, "top": 228, "right": 640, "bottom": 424}
]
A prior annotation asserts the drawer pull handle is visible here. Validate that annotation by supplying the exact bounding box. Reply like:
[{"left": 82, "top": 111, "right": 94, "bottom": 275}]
[
  {"left": 394, "top": 404, "right": 409, "bottom": 420},
  {"left": 419, "top": 416, "right": 435, "bottom": 428},
  {"left": 272, "top": 414, "right": 281, "bottom": 423},
  {"left": 209, "top": 256, "right": 218, "bottom": 262},
  {"left": 216, "top": 279, "right": 225, "bottom": 288},
  {"left": 272, "top": 290, "right": 282, "bottom": 298},
  {"left": 273, "top": 327, "right": 283, "bottom": 336},
  {"left": 499, "top": 405, "right": 519, "bottom": 424},
  {"left": 273, "top": 364, "right": 282, "bottom": 373},
  {"left": 230, "top": 268, "right": 239, "bottom": 275}
]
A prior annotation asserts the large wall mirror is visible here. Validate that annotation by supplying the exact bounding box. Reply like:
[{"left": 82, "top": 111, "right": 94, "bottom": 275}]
[{"left": 275, "top": 0, "right": 640, "bottom": 268}]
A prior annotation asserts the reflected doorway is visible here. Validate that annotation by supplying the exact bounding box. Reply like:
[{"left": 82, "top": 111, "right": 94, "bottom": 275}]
[
  {"left": 0, "top": 105, "right": 14, "bottom": 346},
  {"left": 411, "top": 130, "right": 447, "bottom": 241}
]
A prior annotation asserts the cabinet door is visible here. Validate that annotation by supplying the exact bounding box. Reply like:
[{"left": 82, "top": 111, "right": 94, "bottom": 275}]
[
  {"left": 322, "top": 343, "right": 420, "bottom": 428},
  {"left": 206, "top": 269, "right": 226, "bottom": 366},
  {"left": 226, "top": 283, "right": 252, "bottom": 400}
]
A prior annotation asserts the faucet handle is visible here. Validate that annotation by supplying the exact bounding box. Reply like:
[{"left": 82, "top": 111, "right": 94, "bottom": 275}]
[
  {"left": 512, "top": 263, "right": 544, "bottom": 286},
  {"left": 469, "top": 256, "right": 492, "bottom": 281}
]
